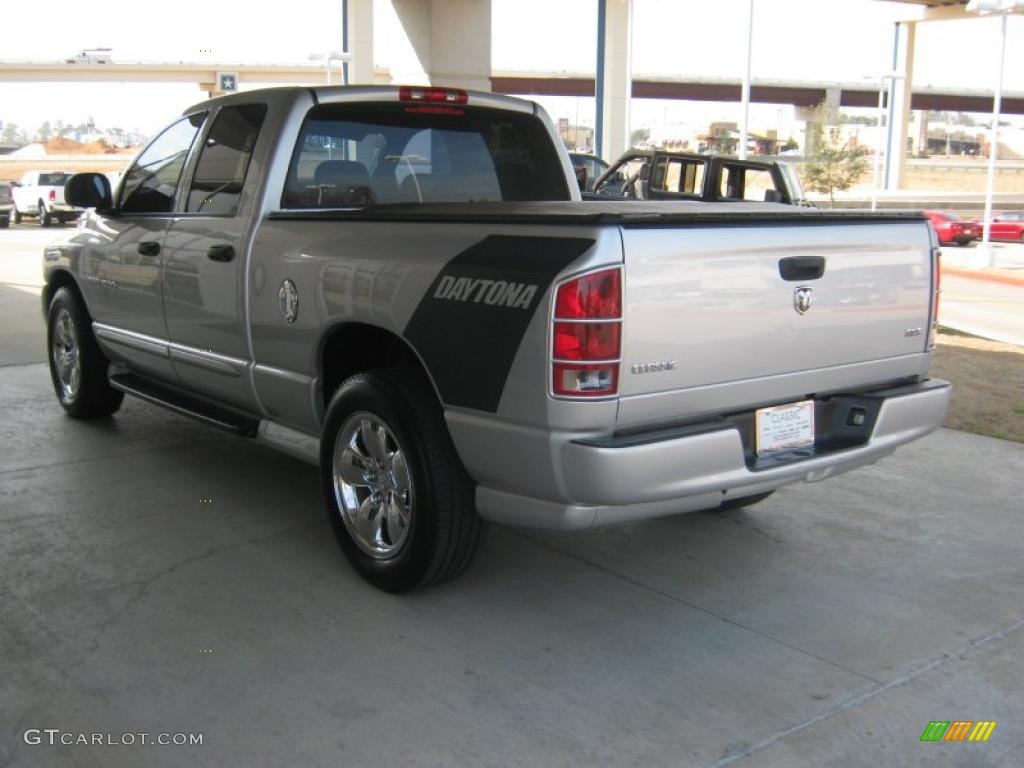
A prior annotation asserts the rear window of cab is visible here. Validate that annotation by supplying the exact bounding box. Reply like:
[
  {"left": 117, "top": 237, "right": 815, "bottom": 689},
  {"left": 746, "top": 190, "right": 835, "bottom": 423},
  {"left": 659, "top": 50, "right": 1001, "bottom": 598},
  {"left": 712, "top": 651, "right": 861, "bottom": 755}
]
[
  {"left": 39, "top": 173, "right": 71, "bottom": 186},
  {"left": 282, "top": 103, "right": 570, "bottom": 207}
]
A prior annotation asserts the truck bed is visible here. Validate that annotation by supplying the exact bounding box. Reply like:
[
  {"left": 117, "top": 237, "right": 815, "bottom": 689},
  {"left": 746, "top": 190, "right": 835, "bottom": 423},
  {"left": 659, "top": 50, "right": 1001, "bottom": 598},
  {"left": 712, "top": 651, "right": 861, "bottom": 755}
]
[{"left": 267, "top": 200, "right": 925, "bottom": 226}]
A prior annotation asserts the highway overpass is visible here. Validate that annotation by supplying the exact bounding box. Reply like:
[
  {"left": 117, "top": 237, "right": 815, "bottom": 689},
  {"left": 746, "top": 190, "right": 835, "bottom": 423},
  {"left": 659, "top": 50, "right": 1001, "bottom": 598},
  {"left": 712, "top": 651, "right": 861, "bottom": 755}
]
[
  {"left": 490, "top": 73, "right": 1024, "bottom": 115},
  {"left": 2, "top": 59, "right": 1021, "bottom": 115}
]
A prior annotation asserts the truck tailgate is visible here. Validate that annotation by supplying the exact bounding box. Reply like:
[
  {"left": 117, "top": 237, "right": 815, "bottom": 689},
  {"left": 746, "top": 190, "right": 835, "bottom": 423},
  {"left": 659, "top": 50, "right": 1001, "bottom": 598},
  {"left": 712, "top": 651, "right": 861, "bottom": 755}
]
[{"left": 619, "top": 220, "right": 933, "bottom": 402}]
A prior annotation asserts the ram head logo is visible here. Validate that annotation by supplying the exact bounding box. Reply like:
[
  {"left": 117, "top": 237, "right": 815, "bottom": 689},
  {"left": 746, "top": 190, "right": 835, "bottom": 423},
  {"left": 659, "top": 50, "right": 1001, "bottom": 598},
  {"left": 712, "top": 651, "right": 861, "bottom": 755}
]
[{"left": 793, "top": 286, "right": 813, "bottom": 315}]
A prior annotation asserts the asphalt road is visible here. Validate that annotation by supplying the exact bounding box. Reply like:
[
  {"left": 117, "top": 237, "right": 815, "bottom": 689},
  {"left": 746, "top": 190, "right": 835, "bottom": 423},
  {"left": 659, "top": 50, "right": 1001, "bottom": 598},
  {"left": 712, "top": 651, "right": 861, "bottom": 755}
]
[
  {"left": 941, "top": 273, "right": 1024, "bottom": 347},
  {"left": 939, "top": 241, "right": 1024, "bottom": 347},
  {"left": 2, "top": 222, "right": 1023, "bottom": 767}
]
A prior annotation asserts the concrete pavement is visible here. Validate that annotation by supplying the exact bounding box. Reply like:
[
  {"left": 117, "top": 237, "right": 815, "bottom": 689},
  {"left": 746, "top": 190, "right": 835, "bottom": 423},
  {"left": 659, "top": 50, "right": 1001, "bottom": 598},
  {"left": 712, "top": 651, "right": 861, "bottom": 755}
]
[
  {"left": 3, "top": 360, "right": 1023, "bottom": 767},
  {"left": 0, "top": 224, "right": 51, "bottom": 366},
  {"left": 2, "top": 225, "right": 1024, "bottom": 766}
]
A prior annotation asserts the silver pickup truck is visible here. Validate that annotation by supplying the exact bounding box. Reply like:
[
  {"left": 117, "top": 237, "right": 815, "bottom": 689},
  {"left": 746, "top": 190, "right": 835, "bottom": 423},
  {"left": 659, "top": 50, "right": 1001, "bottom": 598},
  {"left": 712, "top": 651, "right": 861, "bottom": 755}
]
[{"left": 47, "top": 85, "right": 950, "bottom": 591}]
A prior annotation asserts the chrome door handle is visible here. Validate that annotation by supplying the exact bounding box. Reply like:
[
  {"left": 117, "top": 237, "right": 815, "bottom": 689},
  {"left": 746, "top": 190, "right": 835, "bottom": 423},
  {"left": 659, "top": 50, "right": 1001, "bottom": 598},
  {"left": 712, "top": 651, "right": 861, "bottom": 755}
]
[{"left": 207, "top": 244, "right": 235, "bottom": 262}]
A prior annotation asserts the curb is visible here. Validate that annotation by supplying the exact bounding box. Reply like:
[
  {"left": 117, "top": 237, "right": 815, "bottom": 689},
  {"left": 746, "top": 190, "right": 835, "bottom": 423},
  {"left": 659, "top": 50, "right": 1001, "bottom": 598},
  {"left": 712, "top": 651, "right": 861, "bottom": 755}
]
[{"left": 941, "top": 265, "right": 1024, "bottom": 288}]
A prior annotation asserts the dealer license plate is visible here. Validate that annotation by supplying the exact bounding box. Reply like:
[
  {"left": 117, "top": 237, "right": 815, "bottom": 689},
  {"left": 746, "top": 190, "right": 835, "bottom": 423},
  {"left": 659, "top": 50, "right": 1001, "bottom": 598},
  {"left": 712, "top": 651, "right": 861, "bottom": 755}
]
[{"left": 755, "top": 400, "right": 815, "bottom": 456}]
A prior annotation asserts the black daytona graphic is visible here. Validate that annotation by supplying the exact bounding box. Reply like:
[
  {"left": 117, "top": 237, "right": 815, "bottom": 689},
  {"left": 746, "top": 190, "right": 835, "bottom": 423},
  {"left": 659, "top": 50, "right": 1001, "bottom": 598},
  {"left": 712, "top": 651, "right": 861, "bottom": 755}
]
[{"left": 405, "top": 235, "right": 595, "bottom": 412}]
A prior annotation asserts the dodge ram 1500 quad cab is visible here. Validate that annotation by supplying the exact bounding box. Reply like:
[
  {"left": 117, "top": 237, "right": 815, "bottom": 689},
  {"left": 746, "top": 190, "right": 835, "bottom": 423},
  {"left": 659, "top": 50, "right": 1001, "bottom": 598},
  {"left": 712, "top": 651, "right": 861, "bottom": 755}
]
[{"left": 48, "top": 85, "right": 950, "bottom": 591}]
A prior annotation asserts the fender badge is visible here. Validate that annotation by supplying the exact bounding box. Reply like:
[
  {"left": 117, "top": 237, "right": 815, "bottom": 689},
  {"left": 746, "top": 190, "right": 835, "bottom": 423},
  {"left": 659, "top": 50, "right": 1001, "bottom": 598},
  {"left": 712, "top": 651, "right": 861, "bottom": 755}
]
[
  {"left": 279, "top": 279, "right": 299, "bottom": 324},
  {"left": 631, "top": 360, "right": 676, "bottom": 374},
  {"left": 794, "top": 286, "right": 813, "bottom": 315}
]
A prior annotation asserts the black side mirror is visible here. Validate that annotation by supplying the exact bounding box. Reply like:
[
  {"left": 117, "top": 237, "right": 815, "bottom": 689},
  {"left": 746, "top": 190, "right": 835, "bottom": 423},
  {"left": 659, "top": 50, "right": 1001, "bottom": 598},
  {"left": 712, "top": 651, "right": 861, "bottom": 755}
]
[{"left": 65, "top": 173, "right": 113, "bottom": 212}]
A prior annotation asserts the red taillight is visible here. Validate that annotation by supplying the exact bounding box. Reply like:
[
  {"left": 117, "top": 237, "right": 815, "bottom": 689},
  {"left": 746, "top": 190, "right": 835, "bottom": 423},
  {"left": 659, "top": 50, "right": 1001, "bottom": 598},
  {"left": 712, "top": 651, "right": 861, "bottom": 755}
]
[
  {"left": 555, "top": 269, "right": 621, "bottom": 318},
  {"left": 398, "top": 86, "right": 468, "bottom": 105},
  {"left": 551, "top": 267, "right": 622, "bottom": 397},
  {"left": 553, "top": 322, "right": 620, "bottom": 360},
  {"left": 49, "top": 188, "right": 56, "bottom": 201}
]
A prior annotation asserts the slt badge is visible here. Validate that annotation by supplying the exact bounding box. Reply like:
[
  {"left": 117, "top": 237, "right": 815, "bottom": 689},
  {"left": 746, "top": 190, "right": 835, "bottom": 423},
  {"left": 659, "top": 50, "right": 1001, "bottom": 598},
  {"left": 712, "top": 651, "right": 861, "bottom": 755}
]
[
  {"left": 279, "top": 279, "right": 299, "bottom": 324},
  {"left": 793, "top": 285, "right": 813, "bottom": 315}
]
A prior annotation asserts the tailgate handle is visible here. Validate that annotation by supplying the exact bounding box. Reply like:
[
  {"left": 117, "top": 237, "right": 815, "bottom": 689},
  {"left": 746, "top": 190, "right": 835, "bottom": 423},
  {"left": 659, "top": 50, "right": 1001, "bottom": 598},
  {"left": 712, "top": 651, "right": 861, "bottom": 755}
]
[{"left": 779, "top": 255, "right": 825, "bottom": 281}]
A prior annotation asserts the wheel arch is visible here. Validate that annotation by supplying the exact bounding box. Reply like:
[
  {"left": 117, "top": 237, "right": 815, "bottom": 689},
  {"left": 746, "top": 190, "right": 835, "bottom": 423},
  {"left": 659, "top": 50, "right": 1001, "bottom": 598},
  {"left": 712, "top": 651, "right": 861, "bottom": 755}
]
[
  {"left": 317, "top": 322, "right": 443, "bottom": 410},
  {"left": 42, "top": 269, "right": 91, "bottom": 322}
]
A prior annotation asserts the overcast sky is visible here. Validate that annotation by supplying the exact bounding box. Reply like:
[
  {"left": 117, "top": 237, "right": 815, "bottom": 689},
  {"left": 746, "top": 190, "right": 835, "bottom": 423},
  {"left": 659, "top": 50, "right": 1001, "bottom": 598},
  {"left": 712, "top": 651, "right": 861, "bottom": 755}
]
[{"left": 1, "top": 0, "right": 1021, "bottom": 136}]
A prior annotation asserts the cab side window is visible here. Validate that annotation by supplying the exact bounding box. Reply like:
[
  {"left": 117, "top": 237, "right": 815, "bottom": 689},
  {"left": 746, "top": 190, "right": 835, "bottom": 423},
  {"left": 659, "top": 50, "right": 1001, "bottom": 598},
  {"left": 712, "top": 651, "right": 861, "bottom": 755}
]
[
  {"left": 739, "top": 168, "right": 776, "bottom": 202},
  {"left": 653, "top": 158, "right": 704, "bottom": 196},
  {"left": 120, "top": 113, "right": 206, "bottom": 214},
  {"left": 720, "top": 165, "right": 778, "bottom": 202},
  {"left": 186, "top": 104, "right": 267, "bottom": 215}
]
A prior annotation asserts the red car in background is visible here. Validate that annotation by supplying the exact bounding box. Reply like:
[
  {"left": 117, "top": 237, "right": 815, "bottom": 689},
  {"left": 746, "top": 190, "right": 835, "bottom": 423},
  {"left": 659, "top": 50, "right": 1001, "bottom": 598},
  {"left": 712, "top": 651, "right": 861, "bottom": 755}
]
[
  {"left": 923, "top": 210, "right": 979, "bottom": 247},
  {"left": 969, "top": 211, "right": 1024, "bottom": 243}
]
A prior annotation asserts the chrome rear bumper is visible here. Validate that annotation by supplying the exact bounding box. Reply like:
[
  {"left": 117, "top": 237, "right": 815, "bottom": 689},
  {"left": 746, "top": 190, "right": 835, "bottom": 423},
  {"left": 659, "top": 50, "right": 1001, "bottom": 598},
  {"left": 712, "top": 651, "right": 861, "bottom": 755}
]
[{"left": 474, "top": 379, "right": 951, "bottom": 530}]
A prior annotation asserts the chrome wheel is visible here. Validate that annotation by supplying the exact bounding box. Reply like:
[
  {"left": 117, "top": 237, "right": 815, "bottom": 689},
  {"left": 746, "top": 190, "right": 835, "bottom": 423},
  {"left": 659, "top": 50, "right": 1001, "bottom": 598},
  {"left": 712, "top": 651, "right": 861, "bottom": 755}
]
[
  {"left": 332, "top": 412, "right": 413, "bottom": 560},
  {"left": 51, "top": 307, "right": 81, "bottom": 403}
]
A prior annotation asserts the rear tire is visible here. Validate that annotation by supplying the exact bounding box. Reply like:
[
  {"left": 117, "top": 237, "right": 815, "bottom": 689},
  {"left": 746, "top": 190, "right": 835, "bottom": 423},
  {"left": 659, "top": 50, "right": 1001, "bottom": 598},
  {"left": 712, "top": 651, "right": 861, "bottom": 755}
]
[
  {"left": 0, "top": 216, "right": 8, "bottom": 229},
  {"left": 12, "top": 205, "right": 21, "bottom": 224},
  {"left": 39, "top": 204, "right": 51, "bottom": 227},
  {"left": 321, "top": 368, "right": 484, "bottom": 592},
  {"left": 46, "top": 287, "right": 124, "bottom": 418}
]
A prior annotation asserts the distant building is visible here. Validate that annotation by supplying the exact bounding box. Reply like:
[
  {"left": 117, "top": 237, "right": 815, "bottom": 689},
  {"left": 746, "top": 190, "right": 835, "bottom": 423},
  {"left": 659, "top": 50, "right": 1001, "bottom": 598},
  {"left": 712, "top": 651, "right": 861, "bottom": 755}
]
[{"left": 699, "top": 122, "right": 779, "bottom": 155}]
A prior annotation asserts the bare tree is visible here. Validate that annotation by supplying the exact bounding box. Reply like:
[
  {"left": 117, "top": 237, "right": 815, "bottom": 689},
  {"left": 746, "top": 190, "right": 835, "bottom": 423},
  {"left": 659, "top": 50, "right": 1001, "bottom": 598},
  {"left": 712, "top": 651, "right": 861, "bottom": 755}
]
[
  {"left": 803, "top": 117, "right": 869, "bottom": 208},
  {"left": 2, "top": 122, "right": 25, "bottom": 144}
]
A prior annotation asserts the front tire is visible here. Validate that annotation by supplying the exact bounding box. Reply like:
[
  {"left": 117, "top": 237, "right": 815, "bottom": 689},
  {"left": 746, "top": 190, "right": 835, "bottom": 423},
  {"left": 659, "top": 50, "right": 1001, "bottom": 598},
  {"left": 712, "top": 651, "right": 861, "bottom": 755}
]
[
  {"left": 46, "top": 287, "right": 124, "bottom": 417},
  {"left": 321, "top": 368, "right": 484, "bottom": 592}
]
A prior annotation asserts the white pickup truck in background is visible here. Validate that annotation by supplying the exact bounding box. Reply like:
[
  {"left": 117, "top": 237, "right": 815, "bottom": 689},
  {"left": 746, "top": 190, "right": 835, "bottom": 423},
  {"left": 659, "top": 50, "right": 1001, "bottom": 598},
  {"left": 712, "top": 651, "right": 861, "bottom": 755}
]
[{"left": 11, "top": 171, "right": 83, "bottom": 226}]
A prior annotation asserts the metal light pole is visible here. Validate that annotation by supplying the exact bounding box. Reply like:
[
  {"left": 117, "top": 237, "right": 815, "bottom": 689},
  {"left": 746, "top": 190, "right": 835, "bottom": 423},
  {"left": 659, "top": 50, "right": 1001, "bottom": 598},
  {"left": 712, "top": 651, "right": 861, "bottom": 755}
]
[
  {"left": 967, "top": 0, "right": 1023, "bottom": 266},
  {"left": 980, "top": 12, "right": 1007, "bottom": 264},
  {"left": 342, "top": 0, "right": 350, "bottom": 86},
  {"left": 595, "top": 0, "right": 607, "bottom": 159},
  {"left": 883, "top": 23, "right": 900, "bottom": 187},
  {"left": 868, "top": 73, "right": 902, "bottom": 211},
  {"left": 308, "top": 51, "right": 351, "bottom": 86},
  {"left": 870, "top": 84, "right": 885, "bottom": 211},
  {"left": 739, "top": 0, "right": 754, "bottom": 159}
]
